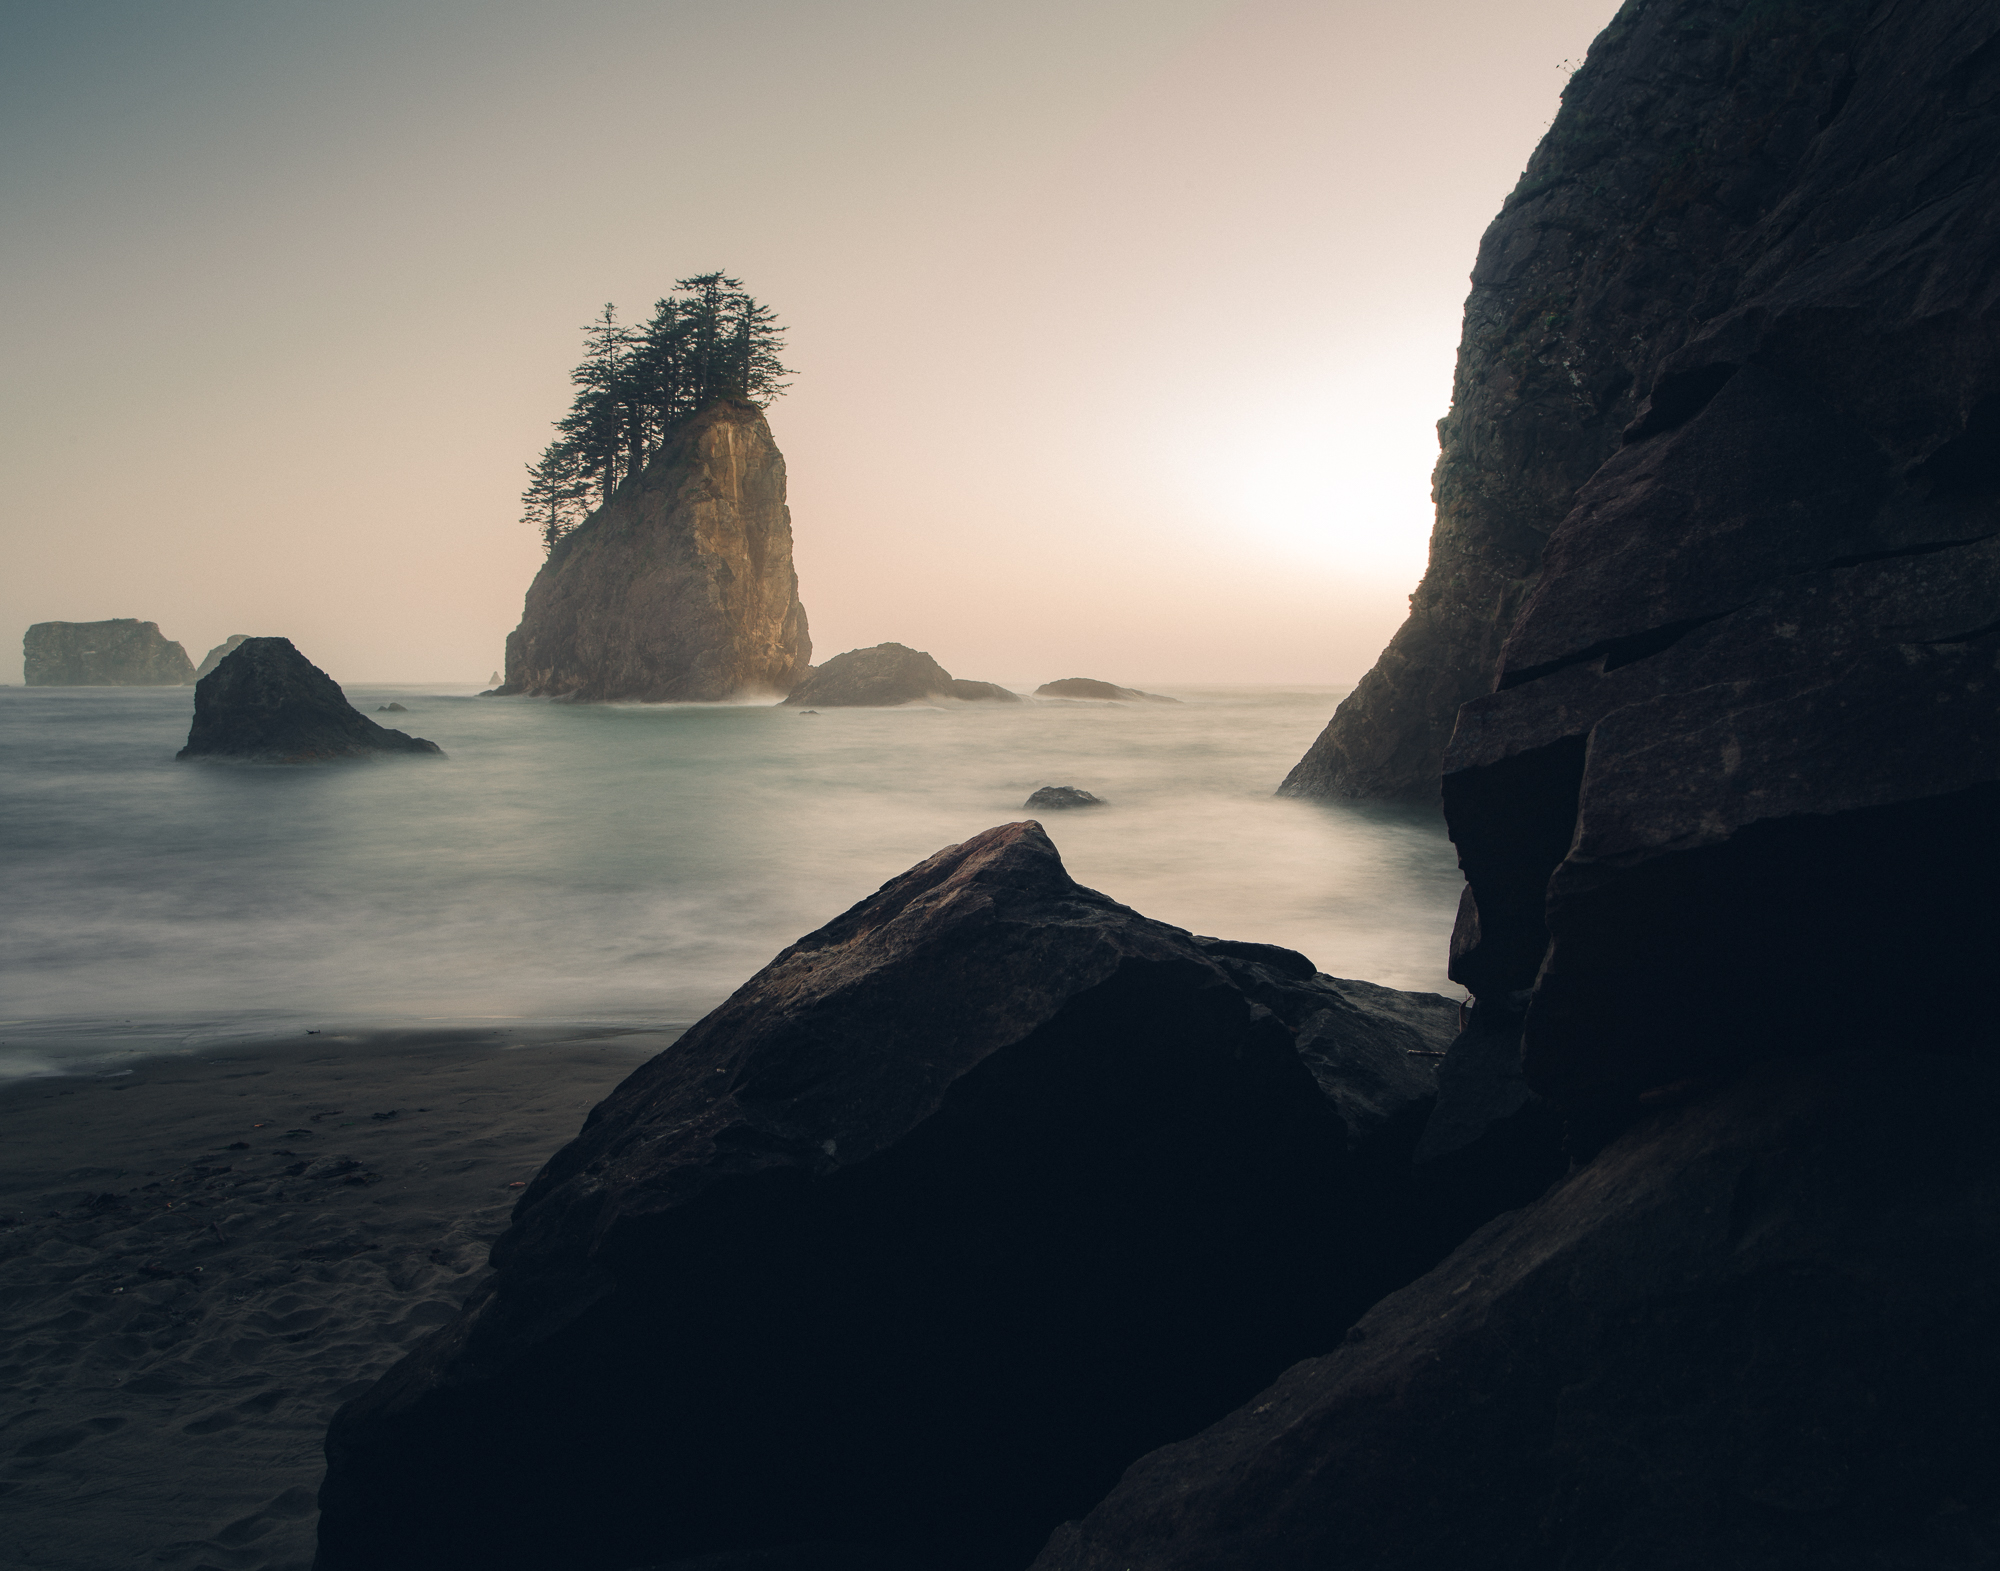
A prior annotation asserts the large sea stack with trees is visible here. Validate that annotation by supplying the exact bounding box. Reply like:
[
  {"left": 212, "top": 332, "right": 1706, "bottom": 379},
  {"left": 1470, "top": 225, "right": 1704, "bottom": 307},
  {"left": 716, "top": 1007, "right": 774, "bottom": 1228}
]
[{"left": 492, "top": 275, "right": 811, "bottom": 703}]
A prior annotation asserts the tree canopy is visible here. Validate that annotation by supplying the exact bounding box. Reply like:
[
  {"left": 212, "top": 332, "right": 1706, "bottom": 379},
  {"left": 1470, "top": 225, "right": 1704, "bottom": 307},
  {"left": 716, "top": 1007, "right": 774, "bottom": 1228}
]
[{"left": 521, "top": 274, "right": 793, "bottom": 552}]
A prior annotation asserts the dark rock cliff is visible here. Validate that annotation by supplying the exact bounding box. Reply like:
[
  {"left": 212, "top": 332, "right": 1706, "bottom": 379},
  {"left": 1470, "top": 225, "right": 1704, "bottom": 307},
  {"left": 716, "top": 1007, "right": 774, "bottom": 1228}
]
[
  {"left": 496, "top": 400, "right": 810, "bottom": 702},
  {"left": 1282, "top": 0, "right": 1963, "bottom": 802},
  {"left": 312, "top": 823, "right": 1464, "bottom": 1571},
  {"left": 24, "top": 619, "right": 195, "bottom": 686},
  {"left": 179, "top": 639, "right": 443, "bottom": 763},
  {"left": 1029, "top": 0, "right": 2000, "bottom": 1562}
]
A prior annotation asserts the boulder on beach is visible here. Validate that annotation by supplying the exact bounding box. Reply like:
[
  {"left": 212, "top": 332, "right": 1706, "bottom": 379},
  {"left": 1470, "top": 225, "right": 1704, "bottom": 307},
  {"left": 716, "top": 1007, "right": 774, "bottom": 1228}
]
[
  {"left": 1033, "top": 677, "right": 1176, "bottom": 703},
  {"left": 24, "top": 619, "right": 195, "bottom": 686},
  {"left": 313, "top": 822, "right": 1463, "bottom": 1571},
  {"left": 1023, "top": 786, "right": 1103, "bottom": 810},
  {"left": 494, "top": 400, "right": 810, "bottom": 701},
  {"left": 194, "top": 634, "right": 252, "bottom": 681},
  {"left": 178, "top": 639, "right": 444, "bottom": 763}
]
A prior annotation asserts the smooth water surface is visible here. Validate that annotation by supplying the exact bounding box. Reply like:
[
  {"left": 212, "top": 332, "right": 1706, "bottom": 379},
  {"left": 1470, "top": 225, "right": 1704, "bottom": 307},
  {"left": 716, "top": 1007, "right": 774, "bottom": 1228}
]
[{"left": 0, "top": 684, "right": 1463, "bottom": 1075}]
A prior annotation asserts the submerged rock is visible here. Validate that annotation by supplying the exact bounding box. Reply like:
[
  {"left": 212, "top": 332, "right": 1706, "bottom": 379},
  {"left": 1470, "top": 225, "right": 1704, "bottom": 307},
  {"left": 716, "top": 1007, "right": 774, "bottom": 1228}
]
[
  {"left": 178, "top": 639, "right": 443, "bottom": 763},
  {"left": 496, "top": 400, "right": 810, "bottom": 701},
  {"left": 313, "top": 822, "right": 1459, "bottom": 1571},
  {"left": 1034, "top": 677, "right": 1176, "bottom": 703},
  {"left": 24, "top": 619, "right": 194, "bottom": 686},
  {"left": 1033, "top": 1051, "right": 2000, "bottom": 1570},
  {"left": 193, "top": 634, "right": 252, "bottom": 681},
  {"left": 1023, "top": 786, "right": 1103, "bottom": 810},
  {"left": 781, "top": 642, "right": 953, "bottom": 706}
]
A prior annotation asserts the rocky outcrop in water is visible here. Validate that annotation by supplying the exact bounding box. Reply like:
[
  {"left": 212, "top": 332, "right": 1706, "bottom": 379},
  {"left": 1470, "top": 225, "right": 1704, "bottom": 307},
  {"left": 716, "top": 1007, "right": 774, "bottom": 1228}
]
[
  {"left": 1034, "top": 677, "right": 1176, "bottom": 703},
  {"left": 179, "top": 639, "right": 443, "bottom": 763},
  {"left": 494, "top": 400, "right": 810, "bottom": 702},
  {"left": 24, "top": 620, "right": 194, "bottom": 686},
  {"left": 194, "top": 634, "right": 251, "bottom": 680},
  {"left": 1024, "top": 786, "right": 1103, "bottom": 810},
  {"left": 313, "top": 822, "right": 1463, "bottom": 1571},
  {"left": 780, "top": 643, "right": 1018, "bottom": 706},
  {"left": 1282, "top": 0, "right": 2000, "bottom": 803}
]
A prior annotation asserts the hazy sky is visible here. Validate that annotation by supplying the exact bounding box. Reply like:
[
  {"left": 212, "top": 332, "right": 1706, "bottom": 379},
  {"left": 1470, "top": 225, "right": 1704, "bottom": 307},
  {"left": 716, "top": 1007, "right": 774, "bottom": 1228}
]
[{"left": 2, "top": 0, "right": 1614, "bottom": 686}]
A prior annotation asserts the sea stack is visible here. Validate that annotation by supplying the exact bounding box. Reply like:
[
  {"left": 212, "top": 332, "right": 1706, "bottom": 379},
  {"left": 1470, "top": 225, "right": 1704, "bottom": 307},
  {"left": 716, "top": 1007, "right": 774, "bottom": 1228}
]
[
  {"left": 178, "top": 638, "right": 443, "bottom": 763},
  {"left": 23, "top": 619, "right": 194, "bottom": 686},
  {"left": 495, "top": 399, "right": 810, "bottom": 702}
]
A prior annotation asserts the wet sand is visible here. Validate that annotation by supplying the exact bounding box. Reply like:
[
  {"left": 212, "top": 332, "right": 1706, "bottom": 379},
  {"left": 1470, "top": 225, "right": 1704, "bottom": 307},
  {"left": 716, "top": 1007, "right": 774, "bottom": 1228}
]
[{"left": 0, "top": 1026, "right": 677, "bottom": 1571}]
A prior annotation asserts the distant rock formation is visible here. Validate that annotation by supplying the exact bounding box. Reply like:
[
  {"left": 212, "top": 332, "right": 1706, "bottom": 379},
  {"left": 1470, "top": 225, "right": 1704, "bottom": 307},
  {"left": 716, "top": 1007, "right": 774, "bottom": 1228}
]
[
  {"left": 494, "top": 400, "right": 810, "bottom": 701},
  {"left": 1024, "top": 786, "right": 1103, "bottom": 810},
  {"left": 945, "top": 678, "right": 1023, "bottom": 703},
  {"left": 781, "top": 643, "right": 1019, "bottom": 706},
  {"left": 24, "top": 620, "right": 194, "bottom": 686},
  {"left": 375, "top": 703, "right": 407, "bottom": 712},
  {"left": 178, "top": 639, "right": 443, "bottom": 763},
  {"left": 312, "top": 822, "right": 1463, "bottom": 1571},
  {"left": 1034, "top": 678, "right": 1176, "bottom": 703},
  {"left": 193, "top": 635, "right": 251, "bottom": 681}
]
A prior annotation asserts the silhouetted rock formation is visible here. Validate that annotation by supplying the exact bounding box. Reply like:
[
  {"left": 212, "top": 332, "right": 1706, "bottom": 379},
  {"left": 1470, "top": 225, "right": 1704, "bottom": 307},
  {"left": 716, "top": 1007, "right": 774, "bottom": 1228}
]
[
  {"left": 313, "top": 823, "right": 1461, "bottom": 1571},
  {"left": 1284, "top": 0, "right": 2000, "bottom": 802},
  {"left": 1034, "top": 1051, "right": 2000, "bottom": 1570},
  {"left": 1035, "top": 1, "right": 2000, "bottom": 1565},
  {"left": 178, "top": 639, "right": 443, "bottom": 763},
  {"left": 193, "top": 634, "right": 251, "bottom": 680},
  {"left": 24, "top": 620, "right": 194, "bottom": 686},
  {"left": 1034, "top": 677, "right": 1177, "bottom": 703},
  {"left": 495, "top": 400, "right": 810, "bottom": 701},
  {"left": 1024, "top": 786, "right": 1103, "bottom": 810}
]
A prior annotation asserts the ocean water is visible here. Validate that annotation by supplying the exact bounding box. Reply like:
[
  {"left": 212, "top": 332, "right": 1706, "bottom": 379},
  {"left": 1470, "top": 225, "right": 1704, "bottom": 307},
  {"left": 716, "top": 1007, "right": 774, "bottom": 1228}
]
[{"left": 0, "top": 683, "right": 1464, "bottom": 1078}]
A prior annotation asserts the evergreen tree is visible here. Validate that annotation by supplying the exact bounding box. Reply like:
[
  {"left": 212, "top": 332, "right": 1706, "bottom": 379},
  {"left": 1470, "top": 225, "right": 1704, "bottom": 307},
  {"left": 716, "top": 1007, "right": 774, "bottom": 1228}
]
[{"left": 521, "top": 279, "right": 793, "bottom": 553}]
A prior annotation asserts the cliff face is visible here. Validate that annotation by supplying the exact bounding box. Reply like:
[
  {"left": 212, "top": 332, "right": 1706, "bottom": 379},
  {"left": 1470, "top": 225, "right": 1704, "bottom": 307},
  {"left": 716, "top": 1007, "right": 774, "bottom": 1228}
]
[
  {"left": 498, "top": 400, "right": 810, "bottom": 701},
  {"left": 24, "top": 619, "right": 194, "bottom": 686},
  {"left": 1282, "top": 0, "right": 1907, "bottom": 801}
]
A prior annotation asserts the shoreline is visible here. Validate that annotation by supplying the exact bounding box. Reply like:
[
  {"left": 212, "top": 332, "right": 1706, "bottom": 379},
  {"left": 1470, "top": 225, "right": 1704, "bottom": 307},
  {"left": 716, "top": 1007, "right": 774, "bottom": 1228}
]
[{"left": 0, "top": 1026, "right": 675, "bottom": 1571}]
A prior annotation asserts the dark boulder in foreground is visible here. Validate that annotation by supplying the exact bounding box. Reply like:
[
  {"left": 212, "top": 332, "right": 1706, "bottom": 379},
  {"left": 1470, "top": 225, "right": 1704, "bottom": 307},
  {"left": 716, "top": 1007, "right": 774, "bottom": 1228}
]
[
  {"left": 1034, "top": 677, "right": 1177, "bottom": 702},
  {"left": 1034, "top": 1051, "right": 2000, "bottom": 1571},
  {"left": 1024, "top": 785, "right": 1103, "bottom": 810},
  {"left": 24, "top": 619, "right": 194, "bottom": 686},
  {"left": 193, "top": 633, "right": 252, "bottom": 680},
  {"left": 314, "top": 822, "right": 1461, "bottom": 1571},
  {"left": 178, "top": 639, "right": 443, "bottom": 763}
]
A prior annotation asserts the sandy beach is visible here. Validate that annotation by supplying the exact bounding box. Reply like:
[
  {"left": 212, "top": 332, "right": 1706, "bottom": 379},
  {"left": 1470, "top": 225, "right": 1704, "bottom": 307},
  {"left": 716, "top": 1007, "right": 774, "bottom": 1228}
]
[{"left": 0, "top": 1026, "right": 677, "bottom": 1571}]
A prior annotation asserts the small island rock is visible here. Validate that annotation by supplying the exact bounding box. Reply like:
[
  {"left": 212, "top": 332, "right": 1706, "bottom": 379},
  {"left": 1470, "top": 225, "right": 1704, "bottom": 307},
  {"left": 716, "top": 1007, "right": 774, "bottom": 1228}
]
[
  {"left": 946, "top": 678, "right": 1023, "bottom": 703},
  {"left": 782, "top": 643, "right": 954, "bottom": 707},
  {"left": 376, "top": 702, "right": 408, "bottom": 712},
  {"left": 24, "top": 619, "right": 195, "bottom": 686},
  {"left": 1024, "top": 786, "right": 1104, "bottom": 810},
  {"left": 193, "top": 634, "right": 252, "bottom": 681},
  {"left": 177, "top": 639, "right": 444, "bottom": 763},
  {"left": 1034, "top": 677, "right": 1177, "bottom": 703}
]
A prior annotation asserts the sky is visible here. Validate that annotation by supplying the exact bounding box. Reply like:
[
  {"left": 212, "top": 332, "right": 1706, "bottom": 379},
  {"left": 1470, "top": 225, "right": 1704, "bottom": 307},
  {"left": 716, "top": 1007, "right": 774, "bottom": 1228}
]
[{"left": 1, "top": 0, "right": 1616, "bottom": 687}]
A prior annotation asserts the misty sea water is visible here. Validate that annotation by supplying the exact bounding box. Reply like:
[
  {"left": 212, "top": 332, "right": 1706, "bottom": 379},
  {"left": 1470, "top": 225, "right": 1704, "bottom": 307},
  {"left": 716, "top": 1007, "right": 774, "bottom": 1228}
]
[{"left": 0, "top": 683, "right": 1464, "bottom": 1079}]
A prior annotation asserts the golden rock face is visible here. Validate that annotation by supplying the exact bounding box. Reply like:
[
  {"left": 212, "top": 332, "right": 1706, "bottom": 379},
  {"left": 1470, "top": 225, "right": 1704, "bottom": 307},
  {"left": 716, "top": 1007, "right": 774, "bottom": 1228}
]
[{"left": 500, "top": 399, "right": 811, "bottom": 702}]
